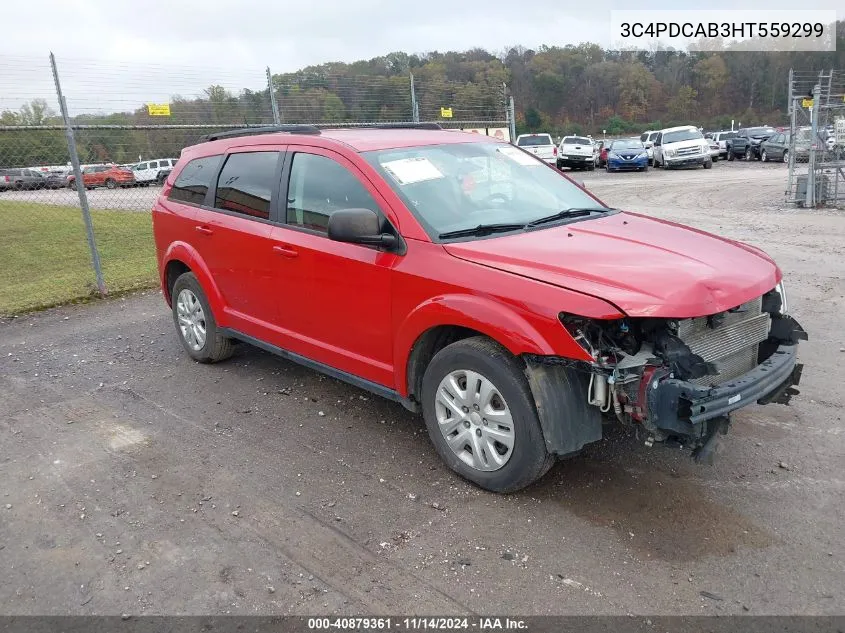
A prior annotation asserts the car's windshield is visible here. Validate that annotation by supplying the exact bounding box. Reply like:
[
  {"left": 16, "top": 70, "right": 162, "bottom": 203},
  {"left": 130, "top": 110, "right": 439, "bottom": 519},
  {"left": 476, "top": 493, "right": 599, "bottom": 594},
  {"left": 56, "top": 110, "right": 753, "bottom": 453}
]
[
  {"left": 517, "top": 135, "right": 553, "bottom": 147},
  {"left": 562, "top": 137, "right": 591, "bottom": 145},
  {"left": 721, "top": 131, "right": 737, "bottom": 139},
  {"left": 364, "top": 142, "right": 606, "bottom": 240},
  {"left": 747, "top": 127, "right": 776, "bottom": 136},
  {"left": 610, "top": 140, "right": 644, "bottom": 150},
  {"left": 662, "top": 128, "right": 703, "bottom": 144}
]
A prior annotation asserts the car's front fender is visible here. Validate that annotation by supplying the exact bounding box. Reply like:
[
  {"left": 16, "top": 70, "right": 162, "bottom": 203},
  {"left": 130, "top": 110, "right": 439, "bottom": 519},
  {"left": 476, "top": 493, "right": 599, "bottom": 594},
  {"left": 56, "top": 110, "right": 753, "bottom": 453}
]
[{"left": 393, "top": 293, "right": 597, "bottom": 398}]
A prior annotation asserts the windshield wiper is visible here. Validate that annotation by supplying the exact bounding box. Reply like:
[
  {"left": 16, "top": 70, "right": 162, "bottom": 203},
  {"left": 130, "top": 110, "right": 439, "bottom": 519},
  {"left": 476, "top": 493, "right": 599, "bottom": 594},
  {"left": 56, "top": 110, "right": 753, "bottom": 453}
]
[
  {"left": 438, "top": 223, "right": 526, "bottom": 240},
  {"left": 526, "top": 207, "right": 609, "bottom": 227}
]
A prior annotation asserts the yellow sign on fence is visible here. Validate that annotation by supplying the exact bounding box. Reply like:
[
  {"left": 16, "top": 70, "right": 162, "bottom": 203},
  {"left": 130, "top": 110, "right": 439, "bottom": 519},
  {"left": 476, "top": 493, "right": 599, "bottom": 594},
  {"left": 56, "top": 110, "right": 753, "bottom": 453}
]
[
  {"left": 802, "top": 98, "right": 814, "bottom": 108},
  {"left": 147, "top": 103, "right": 171, "bottom": 116},
  {"left": 440, "top": 107, "right": 453, "bottom": 118}
]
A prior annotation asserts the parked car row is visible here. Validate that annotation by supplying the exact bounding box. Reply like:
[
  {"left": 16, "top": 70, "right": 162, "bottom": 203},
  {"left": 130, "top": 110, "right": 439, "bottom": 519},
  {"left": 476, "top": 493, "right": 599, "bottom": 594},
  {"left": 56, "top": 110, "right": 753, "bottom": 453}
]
[{"left": 518, "top": 121, "right": 835, "bottom": 176}]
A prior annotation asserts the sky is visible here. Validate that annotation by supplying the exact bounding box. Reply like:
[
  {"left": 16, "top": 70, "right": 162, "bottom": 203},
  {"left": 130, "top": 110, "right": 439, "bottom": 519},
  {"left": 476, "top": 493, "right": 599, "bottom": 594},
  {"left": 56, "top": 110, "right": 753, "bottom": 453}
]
[{"left": 1, "top": 0, "right": 843, "bottom": 116}]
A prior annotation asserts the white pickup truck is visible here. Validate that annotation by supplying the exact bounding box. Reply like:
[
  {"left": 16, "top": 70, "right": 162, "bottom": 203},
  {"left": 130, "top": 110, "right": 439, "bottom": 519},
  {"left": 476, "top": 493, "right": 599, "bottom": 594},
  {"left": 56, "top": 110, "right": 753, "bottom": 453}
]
[
  {"left": 515, "top": 133, "right": 557, "bottom": 165},
  {"left": 556, "top": 136, "right": 595, "bottom": 171}
]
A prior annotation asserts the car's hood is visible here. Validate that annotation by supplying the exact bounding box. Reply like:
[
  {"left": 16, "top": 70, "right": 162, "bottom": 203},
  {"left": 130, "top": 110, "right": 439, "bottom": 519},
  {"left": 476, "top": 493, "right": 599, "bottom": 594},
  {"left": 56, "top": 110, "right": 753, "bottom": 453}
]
[
  {"left": 665, "top": 139, "right": 704, "bottom": 151},
  {"left": 443, "top": 212, "right": 779, "bottom": 318}
]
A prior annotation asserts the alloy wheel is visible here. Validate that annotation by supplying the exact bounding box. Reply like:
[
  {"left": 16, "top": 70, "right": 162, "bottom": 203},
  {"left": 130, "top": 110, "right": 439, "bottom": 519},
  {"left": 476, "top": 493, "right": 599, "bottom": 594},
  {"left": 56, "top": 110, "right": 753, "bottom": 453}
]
[{"left": 176, "top": 288, "right": 207, "bottom": 351}]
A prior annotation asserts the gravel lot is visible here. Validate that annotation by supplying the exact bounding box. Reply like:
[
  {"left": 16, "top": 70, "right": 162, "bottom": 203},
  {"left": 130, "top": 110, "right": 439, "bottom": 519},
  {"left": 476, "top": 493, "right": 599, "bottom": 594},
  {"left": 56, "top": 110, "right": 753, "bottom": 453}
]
[
  {"left": 0, "top": 185, "right": 160, "bottom": 211},
  {"left": 1, "top": 160, "right": 843, "bottom": 616}
]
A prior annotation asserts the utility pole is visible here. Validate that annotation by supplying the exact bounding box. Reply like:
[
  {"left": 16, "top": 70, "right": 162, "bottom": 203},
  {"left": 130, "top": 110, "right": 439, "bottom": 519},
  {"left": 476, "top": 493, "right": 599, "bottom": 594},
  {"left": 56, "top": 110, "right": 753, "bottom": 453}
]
[
  {"left": 508, "top": 96, "right": 516, "bottom": 144},
  {"left": 50, "top": 52, "right": 106, "bottom": 297},
  {"left": 410, "top": 73, "right": 419, "bottom": 122},
  {"left": 267, "top": 67, "right": 281, "bottom": 125}
]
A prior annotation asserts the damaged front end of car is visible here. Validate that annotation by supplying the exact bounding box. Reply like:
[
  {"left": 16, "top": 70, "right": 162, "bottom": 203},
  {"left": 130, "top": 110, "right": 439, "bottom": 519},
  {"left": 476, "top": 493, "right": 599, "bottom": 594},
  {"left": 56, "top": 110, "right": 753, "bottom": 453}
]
[{"left": 548, "top": 284, "right": 807, "bottom": 462}]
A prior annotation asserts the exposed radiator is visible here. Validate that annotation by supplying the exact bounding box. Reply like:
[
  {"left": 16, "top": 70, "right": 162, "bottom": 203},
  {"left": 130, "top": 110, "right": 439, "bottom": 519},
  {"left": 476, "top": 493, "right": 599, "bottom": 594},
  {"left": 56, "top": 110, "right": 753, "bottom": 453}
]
[{"left": 677, "top": 295, "right": 770, "bottom": 386}]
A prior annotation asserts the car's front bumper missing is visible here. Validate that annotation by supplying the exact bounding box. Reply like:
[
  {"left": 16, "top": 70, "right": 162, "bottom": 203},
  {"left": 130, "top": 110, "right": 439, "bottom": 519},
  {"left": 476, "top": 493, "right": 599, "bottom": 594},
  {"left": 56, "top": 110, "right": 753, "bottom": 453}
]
[{"left": 646, "top": 343, "right": 802, "bottom": 437}]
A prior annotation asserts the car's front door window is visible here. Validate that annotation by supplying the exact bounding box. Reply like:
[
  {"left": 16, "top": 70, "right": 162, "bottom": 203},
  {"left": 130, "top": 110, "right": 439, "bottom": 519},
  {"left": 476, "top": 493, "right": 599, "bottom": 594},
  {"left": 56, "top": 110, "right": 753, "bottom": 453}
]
[{"left": 286, "top": 152, "right": 380, "bottom": 233}]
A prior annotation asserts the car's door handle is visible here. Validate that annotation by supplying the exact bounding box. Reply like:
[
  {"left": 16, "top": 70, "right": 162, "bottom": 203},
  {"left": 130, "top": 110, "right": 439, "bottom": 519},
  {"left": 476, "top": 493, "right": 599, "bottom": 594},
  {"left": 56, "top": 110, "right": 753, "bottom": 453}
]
[
  {"left": 195, "top": 225, "right": 213, "bottom": 236},
  {"left": 272, "top": 244, "right": 298, "bottom": 258}
]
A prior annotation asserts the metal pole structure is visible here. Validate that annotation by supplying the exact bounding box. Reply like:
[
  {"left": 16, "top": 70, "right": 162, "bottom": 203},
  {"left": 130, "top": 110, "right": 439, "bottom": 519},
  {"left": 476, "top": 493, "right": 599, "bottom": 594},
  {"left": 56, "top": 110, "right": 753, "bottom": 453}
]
[
  {"left": 787, "top": 96, "right": 797, "bottom": 202},
  {"left": 410, "top": 73, "right": 419, "bottom": 123},
  {"left": 508, "top": 96, "right": 516, "bottom": 144},
  {"left": 787, "top": 68, "right": 793, "bottom": 116},
  {"left": 49, "top": 52, "right": 106, "bottom": 297},
  {"left": 267, "top": 67, "right": 281, "bottom": 125},
  {"left": 805, "top": 83, "right": 821, "bottom": 208}
]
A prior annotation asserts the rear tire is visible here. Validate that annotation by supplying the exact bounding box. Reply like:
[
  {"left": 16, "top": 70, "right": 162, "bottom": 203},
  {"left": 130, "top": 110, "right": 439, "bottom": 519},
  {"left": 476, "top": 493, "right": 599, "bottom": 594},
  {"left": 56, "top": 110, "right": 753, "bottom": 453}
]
[
  {"left": 420, "top": 337, "right": 553, "bottom": 493},
  {"left": 171, "top": 272, "right": 235, "bottom": 364}
]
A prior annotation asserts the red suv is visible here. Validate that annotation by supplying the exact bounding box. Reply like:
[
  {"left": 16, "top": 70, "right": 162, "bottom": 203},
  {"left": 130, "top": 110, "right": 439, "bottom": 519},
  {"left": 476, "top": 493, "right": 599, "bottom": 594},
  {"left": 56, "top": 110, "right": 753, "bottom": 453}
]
[
  {"left": 152, "top": 124, "right": 806, "bottom": 493},
  {"left": 68, "top": 164, "right": 135, "bottom": 189}
]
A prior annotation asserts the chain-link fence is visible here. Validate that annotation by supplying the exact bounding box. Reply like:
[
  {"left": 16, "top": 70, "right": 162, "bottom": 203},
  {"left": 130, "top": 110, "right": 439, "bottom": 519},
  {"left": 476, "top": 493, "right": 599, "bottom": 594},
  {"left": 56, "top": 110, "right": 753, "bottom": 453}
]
[
  {"left": 0, "top": 54, "right": 515, "bottom": 315},
  {"left": 786, "top": 69, "right": 845, "bottom": 208}
]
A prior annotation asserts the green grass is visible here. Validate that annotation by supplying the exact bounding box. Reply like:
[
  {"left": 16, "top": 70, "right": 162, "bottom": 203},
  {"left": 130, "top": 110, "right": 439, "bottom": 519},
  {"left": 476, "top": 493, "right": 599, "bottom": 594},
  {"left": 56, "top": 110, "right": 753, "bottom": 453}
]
[{"left": 0, "top": 201, "right": 158, "bottom": 315}]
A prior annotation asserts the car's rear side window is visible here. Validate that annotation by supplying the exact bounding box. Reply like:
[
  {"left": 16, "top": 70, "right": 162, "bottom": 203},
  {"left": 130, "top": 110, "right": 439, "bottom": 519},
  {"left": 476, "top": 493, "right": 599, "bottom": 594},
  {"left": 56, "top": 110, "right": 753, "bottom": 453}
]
[
  {"left": 214, "top": 151, "right": 280, "bottom": 220},
  {"left": 169, "top": 155, "right": 221, "bottom": 206},
  {"left": 286, "top": 153, "right": 378, "bottom": 234}
]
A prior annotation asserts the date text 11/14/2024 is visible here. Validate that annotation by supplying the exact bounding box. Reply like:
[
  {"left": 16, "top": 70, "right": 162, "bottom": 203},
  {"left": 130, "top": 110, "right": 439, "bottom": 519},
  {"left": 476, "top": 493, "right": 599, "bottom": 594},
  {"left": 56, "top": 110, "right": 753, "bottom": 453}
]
[{"left": 307, "top": 617, "right": 528, "bottom": 631}]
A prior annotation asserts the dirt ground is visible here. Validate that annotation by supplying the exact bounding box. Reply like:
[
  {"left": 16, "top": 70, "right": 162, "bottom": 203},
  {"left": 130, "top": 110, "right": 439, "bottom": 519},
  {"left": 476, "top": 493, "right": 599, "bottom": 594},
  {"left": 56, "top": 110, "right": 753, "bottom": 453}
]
[{"left": 1, "top": 159, "right": 843, "bottom": 616}]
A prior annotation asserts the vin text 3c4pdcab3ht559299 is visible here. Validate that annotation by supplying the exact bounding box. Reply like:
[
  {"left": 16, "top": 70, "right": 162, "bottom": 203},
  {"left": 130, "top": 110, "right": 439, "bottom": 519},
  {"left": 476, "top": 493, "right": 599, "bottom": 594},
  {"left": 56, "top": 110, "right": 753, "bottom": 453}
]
[{"left": 152, "top": 124, "right": 807, "bottom": 493}]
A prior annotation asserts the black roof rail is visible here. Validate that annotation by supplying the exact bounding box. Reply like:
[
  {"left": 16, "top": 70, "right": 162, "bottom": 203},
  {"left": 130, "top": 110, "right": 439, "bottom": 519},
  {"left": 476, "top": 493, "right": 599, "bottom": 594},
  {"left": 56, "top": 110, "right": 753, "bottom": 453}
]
[
  {"left": 358, "top": 123, "right": 443, "bottom": 131},
  {"left": 197, "top": 125, "right": 321, "bottom": 143}
]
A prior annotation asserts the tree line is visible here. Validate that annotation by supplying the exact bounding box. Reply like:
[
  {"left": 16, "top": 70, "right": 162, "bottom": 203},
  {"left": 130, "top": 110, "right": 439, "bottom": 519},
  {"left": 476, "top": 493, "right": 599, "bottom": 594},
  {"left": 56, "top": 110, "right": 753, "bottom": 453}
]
[{"left": 1, "top": 22, "right": 843, "bottom": 168}]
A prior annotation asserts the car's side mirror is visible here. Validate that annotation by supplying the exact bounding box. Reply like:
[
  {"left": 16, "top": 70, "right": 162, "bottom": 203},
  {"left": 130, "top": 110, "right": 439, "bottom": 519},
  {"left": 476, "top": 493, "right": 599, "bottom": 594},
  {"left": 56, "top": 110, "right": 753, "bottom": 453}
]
[{"left": 328, "top": 208, "right": 397, "bottom": 249}]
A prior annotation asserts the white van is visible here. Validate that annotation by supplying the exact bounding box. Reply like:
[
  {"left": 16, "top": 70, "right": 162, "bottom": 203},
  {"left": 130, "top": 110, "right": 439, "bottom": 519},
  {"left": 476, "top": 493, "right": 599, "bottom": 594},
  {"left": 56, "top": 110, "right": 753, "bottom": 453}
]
[
  {"left": 131, "top": 158, "right": 178, "bottom": 185},
  {"left": 639, "top": 130, "right": 660, "bottom": 165},
  {"left": 652, "top": 126, "right": 712, "bottom": 169}
]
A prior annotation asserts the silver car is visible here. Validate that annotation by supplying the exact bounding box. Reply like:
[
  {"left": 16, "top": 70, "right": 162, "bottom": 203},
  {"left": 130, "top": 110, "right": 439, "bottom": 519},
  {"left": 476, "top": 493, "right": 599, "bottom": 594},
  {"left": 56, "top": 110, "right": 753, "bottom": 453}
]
[{"left": 0, "top": 168, "right": 46, "bottom": 191}]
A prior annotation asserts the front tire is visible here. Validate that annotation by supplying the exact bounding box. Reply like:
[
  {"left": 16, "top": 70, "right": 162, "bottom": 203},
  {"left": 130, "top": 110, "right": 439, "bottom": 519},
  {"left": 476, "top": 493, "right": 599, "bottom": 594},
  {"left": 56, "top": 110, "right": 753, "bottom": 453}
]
[
  {"left": 171, "top": 272, "right": 235, "bottom": 364},
  {"left": 420, "top": 337, "right": 553, "bottom": 493},
  {"left": 587, "top": 163, "right": 595, "bottom": 171},
  {"left": 105, "top": 178, "right": 117, "bottom": 189},
  {"left": 703, "top": 159, "right": 712, "bottom": 169},
  {"left": 745, "top": 148, "right": 753, "bottom": 160},
  {"left": 727, "top": 149, "right": 735, "bottom": 161},
  {"left": 783, "top": 150, "right": 789, "bottom": 163}
]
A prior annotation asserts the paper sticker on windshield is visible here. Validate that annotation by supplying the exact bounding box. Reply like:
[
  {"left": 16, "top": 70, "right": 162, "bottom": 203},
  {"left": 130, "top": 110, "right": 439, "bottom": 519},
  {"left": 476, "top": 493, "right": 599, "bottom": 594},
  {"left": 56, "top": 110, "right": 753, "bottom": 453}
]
[
  {"left": 381, "top": 157, "right": 444, "bottom": 185},
  {"left": 497, "top": 146, "right": 541, "bottom": 166}
]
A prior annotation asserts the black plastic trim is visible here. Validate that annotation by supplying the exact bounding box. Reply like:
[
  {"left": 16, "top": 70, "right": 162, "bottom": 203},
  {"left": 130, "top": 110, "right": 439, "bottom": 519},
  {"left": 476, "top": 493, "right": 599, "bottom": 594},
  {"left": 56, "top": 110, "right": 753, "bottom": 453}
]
[
  {"left": 648, "top": 343, "right": 801, "bottom": 432},
  {"left": 219, "top": 328, "right": 415, "bottom": 410}
]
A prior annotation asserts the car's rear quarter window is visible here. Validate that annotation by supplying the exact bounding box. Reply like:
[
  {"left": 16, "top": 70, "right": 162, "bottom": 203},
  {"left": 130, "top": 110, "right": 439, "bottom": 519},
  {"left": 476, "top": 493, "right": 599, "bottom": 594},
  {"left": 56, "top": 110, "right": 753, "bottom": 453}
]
[
  {"left": 213, "top": 151, "right": 280, "bottom": 220},
  {"left": 169, "top": 155, "right": 222, "bottom": 205}
]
